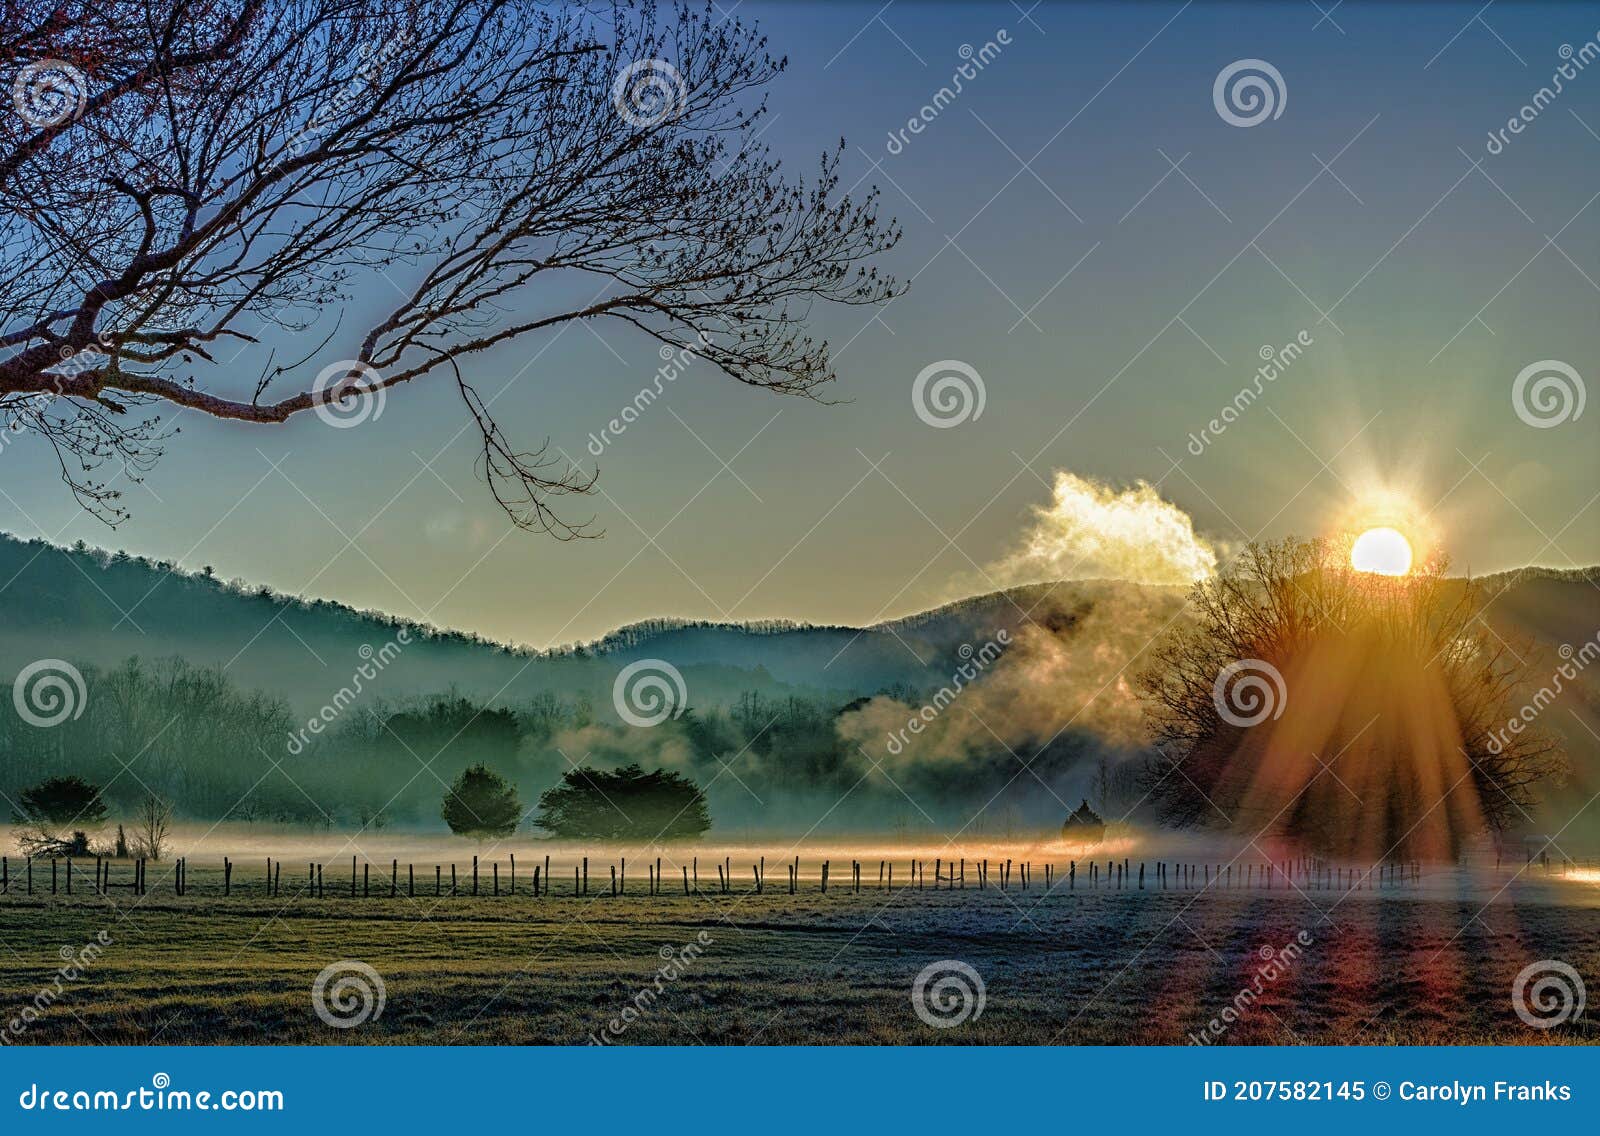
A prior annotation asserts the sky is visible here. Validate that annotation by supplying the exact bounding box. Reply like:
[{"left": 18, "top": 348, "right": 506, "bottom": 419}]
[{"left": 4, "top": 1, "right": 1598, "bottom": 647}]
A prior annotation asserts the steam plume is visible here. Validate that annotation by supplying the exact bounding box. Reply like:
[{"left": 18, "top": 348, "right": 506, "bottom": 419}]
[{"left": 990, "top": 472, "right": 1218, "bottom": 587}]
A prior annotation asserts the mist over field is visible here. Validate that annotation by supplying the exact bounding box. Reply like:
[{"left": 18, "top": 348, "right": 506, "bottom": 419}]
[{"left": 2, "top": 532, "right": 1596, "bottom": 844}]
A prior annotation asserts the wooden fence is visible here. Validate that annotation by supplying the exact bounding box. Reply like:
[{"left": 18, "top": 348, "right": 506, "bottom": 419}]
[{"left": 2, "top": 851, "right": 1590, "bottom": 902}]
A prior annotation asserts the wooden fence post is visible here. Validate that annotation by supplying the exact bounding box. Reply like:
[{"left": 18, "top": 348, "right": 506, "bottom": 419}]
[
  {"left": 494, "top": 862, "right": 499, "bottom": 896},
  {"left": 473, "top": 855, "right": 479, "bottom": 896},
  {"left": 224, "top": 857, "right": 232, "bottom": 896}
]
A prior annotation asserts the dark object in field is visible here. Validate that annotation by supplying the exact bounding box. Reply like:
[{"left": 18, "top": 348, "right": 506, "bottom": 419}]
[
  {"left": 534, "top": 764, "right": 710, "bottom": 841},
  {"left": 1061, "top": 799, "right": 1106, "bottom": 845},
  {"left": 442, "top": 765, "right": 521, "bottom": 840}
]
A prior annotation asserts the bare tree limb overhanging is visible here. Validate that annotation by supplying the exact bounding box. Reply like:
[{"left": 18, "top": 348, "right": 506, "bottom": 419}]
[{"left": 0, "top": 0, "right": 901, "bottom": 531}]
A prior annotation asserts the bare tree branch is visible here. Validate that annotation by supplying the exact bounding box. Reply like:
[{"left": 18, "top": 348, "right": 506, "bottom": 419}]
[{"left": 0, "top": 0, "right": 900, "bottom": 528}]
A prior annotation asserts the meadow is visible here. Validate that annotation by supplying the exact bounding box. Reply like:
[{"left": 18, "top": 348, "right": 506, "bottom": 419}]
[{"left": 2, "top": 850, "right": 1596, "bottom": 1046}]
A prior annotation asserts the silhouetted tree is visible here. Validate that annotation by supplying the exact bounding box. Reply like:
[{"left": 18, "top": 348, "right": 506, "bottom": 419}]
[
  {"left": 16, "top": 774, "right": 107, "bottom": 827},
  {"left": 534, "top": 764, "right": 710, "bottom": 841},
  {"left": 1137, "top": 538, "right": 1568, "bottom": 859},
  {"left": 0, "top": 0, "right": 899, "bottom": 530},
  {"left": 441, "top": 763, "right": 521, "bottom": 839},
  {"left": 13, "top": 774, "right": 107, "bottom": 855},
  {"left": 131, "top": 792, "right": 174, "bottom": 860}
]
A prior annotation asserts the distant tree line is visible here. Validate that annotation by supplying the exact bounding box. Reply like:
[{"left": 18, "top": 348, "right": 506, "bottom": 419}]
[{"left": 2, "top": 653, "right": 1114, "bottom": 839}]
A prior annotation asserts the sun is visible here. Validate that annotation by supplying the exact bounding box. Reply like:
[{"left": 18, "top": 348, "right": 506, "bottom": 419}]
[{"left": 1350, "top": 526, "right": 1413, "bottom": 576}]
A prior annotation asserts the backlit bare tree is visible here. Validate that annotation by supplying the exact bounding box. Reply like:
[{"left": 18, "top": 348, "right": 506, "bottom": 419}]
[
  {"left": 1137, "top": 539, "right": 1568, "bottom": 859},
  {"left": 0, "top": 1, "right": 899, "bottom": 531}
]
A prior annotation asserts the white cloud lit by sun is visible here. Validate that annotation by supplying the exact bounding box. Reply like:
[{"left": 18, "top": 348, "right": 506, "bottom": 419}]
[{"left": 989, "top": 471, "right": 1220, "bottom": 587}]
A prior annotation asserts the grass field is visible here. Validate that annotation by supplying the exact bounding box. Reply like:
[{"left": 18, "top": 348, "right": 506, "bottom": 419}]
[{"left": 2, "top": 859, "right": 1597, "bottom": 1045}]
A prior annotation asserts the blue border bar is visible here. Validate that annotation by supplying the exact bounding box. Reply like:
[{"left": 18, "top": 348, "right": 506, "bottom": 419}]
[{"left": 2, "top": 1046, "right": 1591, "bottom": 1130}]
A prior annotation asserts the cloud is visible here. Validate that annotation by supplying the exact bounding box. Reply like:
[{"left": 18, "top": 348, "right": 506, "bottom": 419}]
[{"left": 989, "top": 471, "right": 1217, "bottom": 587}]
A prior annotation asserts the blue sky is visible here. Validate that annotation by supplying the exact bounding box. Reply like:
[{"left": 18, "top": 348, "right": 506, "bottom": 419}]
[{"left": 5, "top": 1, "right": 1597, "bottom": 645}]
